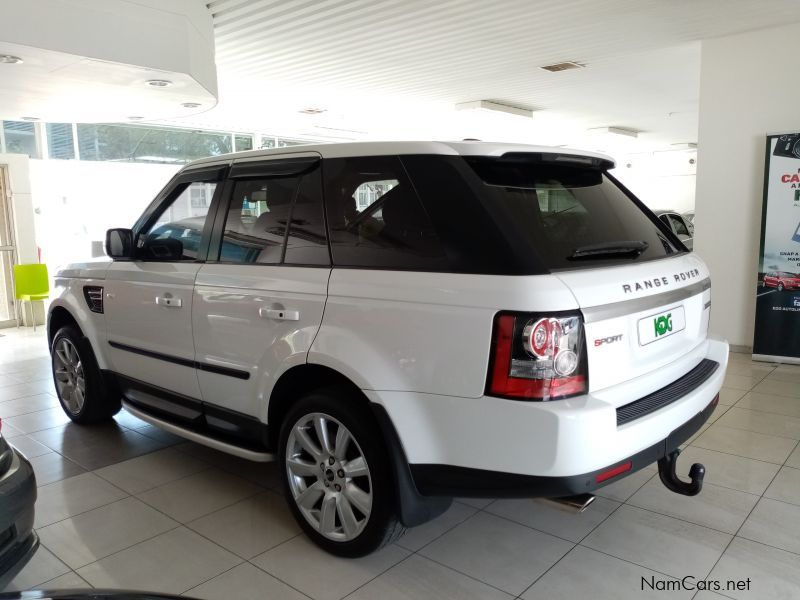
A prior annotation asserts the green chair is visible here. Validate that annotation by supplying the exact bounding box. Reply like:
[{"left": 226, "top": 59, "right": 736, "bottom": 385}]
[{"left": 13, "top": 264, "right": 49, "bottom": 332}]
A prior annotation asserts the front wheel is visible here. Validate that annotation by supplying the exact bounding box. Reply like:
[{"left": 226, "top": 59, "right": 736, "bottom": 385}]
[
  {"left": 51, "top": 325, "right": 121, "bottom": 424},
  {"left": 279, "top": 388, "right": 405, "bottom": 557}
]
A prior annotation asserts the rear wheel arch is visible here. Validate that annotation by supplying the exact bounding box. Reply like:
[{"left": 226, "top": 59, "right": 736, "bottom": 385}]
[{"left": 267, "top": 364, "right": 370, "bottom": 448}]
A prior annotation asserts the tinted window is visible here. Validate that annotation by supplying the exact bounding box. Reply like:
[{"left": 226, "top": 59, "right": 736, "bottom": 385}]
[
  {"left": 219, "top": 167, "right": 328, "bottom": 265},
  {"left": 668, "top": 214, "right": 690, "bottom": 236},
  {"left": 143, "top": 182, "right": 217, "bottom": 260},
  {"left": 463, "top": 155, "right": 679, "bottom": 270},
  {"left": 323, "top": 156, "right": 448, "bottom": 270}
]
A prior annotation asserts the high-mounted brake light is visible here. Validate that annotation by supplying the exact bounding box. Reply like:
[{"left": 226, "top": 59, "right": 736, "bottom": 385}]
[{"left": 487, "top": 312, "right": 587, "bottom": 401}]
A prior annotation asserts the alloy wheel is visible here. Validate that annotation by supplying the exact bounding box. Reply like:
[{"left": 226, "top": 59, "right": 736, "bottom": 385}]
[
  {"left": 285, "top": 412, "right": 373, "bottom": 541},
  {"left": 53, "top": 338, "right": 86, "bottom": 414}
]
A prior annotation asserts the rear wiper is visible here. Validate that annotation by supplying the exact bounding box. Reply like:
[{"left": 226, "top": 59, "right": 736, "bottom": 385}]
[{"left": 568, "top": 240, "right": 649, "bottom": 260}]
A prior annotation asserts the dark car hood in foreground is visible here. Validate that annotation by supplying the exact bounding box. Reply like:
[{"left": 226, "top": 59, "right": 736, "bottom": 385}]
[{"left": 0, "top": 591, "right": 197, "bottom": 600}]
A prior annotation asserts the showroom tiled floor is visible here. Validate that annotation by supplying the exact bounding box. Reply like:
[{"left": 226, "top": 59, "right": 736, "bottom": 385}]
[{"left": 2, "top": 327, "right": 800, "bottom": 599}]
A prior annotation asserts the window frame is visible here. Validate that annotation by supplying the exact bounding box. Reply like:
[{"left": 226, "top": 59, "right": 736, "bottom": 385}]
[
  {"left": 131, "top": 164, "right": 229, "bottom": 263},
  {"left": 206, "top": 153, "right": 330, "bottom": 267}
]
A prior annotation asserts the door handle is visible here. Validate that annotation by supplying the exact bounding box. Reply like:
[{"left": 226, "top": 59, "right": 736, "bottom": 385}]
[
  {"left": 156, "top": 296, "right": 182, "bottom": 308},
  {"left": 259, "top": 307, "right": 300, "bottom": 321}
]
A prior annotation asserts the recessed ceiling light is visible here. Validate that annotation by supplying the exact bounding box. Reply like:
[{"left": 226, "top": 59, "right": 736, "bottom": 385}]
[
  {"left": 181, "top": 102, "right": 201, "bottom": 108},
  {"left": 145, "top": 79, "right": 173, "bottom": 87},
  {"left": 540, "top": 61, "right": 585, "bottom": 72},
  {"left": 127, "top": 116, "right": 144, "bottom": 121},
  {"left": 299, "top": 107, "right": 326, "bottom": 115},
  {"left": 0, "top": 55, "right": 23, "bottom": 64},
  {"left": 20, "top": 116, "right": 38, "bottom": 121}
]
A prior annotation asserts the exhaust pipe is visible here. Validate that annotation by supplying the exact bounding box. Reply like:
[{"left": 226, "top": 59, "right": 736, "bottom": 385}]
[{"left": 543, "top": 493, "right": 596, "bottom": 513}]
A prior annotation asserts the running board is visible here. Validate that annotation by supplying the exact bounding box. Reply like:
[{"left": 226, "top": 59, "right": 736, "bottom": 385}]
[{"left": 122, "top": 400, "right": 276, "bottom": 463}]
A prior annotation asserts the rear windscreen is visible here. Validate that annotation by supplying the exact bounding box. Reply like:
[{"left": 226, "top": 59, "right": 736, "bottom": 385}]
[{"left": 464, "top": 155, "right": 681, "bottom": 270}]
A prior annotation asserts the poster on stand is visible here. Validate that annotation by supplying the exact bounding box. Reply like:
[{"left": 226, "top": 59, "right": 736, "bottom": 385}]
[{"left": 753, "top": 133, "right": 800, "bottom": 363}]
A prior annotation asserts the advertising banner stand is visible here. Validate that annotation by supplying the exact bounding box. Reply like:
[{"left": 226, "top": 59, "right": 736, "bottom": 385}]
[{"left": 753, "top": 133, "right": 800, "bottom": 363}]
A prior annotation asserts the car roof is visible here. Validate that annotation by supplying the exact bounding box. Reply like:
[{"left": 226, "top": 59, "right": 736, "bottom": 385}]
[{"left": 184, "top": 140, "right": 615, "bottom": 170}]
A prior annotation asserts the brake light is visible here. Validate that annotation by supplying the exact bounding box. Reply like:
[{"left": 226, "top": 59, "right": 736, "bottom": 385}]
[{"left": 487, "top": 312, "right": 587, "bottom": 400}]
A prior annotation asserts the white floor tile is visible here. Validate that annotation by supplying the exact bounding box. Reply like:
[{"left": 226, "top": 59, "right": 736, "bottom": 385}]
[
  {"left": 94, "top": 447, "right": 209, "bottom": 494},
  {"left": 395, "top": 500, "right": 477, "bottom": 552},
  {"left": 677, "top": 446, "right": 780, "bottom": 495},
  {"left": 187, "top": 491, "right": 300, "bottom": 558},
  {"left": 739, "top": 497, "right": 800, "bottom": 555},
  {"left": 4, "top": 546, "right": 71, "bottom": 592},
  {"left": 736, "top": 391, "right": 800, "bottom": 419},
  {"left": 582, "top": 505, "right": 731, "bottom": 579},
  {"left": 692, "top": 424, "right": 797, "bottom": 464},
  {"left": 709, "top": 537, "right": 800, "bottom": 600},
  {"left": 716, "top": 407, "right": 800, "bottom": 439},
  {"left": 419, "top": 511, "right": 573, "bottom": 596},
  {"left": 253, "top": 535, "right": 409, "bottom": 600},
  {"left": 187, "top": 562, "right": 309, "bottom": 600},
  {"left": 523, "top": 545, "right": 693, "bottom": 600},
  {"left": 136, "top": 467, "right": 260, "bottom": 523},
  {"left": 76, "top": 527, "right": 241, "bottom": 594},
  {"left": 485, "top": 496, "right": 620, "bottom": 543},
  {"left": 35, "top": 472, "right": 128, "bottom": 528},
  {"left": 764, "top": 466, "right": 800, "bottom": 505},
  {"left": 38, "top": 496, "right": 179, "bottom": 569},
  {"left": 349, "top": 554, "right": 513, "bottom": 600}
]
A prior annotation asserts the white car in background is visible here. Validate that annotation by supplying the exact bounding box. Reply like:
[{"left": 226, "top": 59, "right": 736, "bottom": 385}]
[
  {"left": 656, "top": 209, "right": 695, "bottom": 250},
  {"left": 47, "top": 141, "right": 727, "bottom": 556}
]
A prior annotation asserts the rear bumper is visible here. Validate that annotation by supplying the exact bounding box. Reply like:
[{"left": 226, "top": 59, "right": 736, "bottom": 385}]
[
  {"left": 410, "top": 395, "right": 717, "bottom": 497},
  {"left": 0, "top": 447, "right": 39, "bottom": 590},
  {"left": 368, "top": 335, "right": 728, "bottom": 482}
]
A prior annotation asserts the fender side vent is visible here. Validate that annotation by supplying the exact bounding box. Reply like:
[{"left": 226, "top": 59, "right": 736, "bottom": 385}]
[{"left": 83, "top": 286, "right": 104, "bottom": 314}]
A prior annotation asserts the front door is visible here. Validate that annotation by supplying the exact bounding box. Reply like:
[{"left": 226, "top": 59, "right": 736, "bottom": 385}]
[
  {"left": 104, "top": 165, "right": 225, "bottom": 400},
  {"left": 192, "top": 154, "right": 329, "bottom": 428}
]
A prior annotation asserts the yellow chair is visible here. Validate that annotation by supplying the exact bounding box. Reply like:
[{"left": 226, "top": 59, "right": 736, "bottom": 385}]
[{"left": 14, "top": 264, "right": 49, "bottom": 332}]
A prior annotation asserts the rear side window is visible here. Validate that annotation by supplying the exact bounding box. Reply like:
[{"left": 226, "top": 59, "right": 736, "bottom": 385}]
[
  {"left": 323, "top": 156, "right": 449, "bottom": 270},
  {"left": 463, "top": 155, "right": 679, "bottom": 270}
]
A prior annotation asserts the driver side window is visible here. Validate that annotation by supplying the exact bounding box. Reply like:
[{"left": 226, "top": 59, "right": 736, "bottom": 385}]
[{"left": 142, "top": 182, "right": 217, "bottom": 261}]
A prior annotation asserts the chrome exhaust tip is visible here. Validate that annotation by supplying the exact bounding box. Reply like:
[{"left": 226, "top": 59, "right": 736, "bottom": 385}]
[{"left": 542, "top": 493, "right": 596, "bottom": 513}]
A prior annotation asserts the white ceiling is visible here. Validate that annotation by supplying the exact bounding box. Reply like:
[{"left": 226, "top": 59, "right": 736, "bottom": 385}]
[{"left": 165, "top": 0, "right": 800, "bottom": 152}]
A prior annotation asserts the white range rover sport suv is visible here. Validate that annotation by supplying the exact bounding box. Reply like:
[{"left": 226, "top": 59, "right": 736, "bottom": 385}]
[{"left": 48, "top": 141, "right": 728, "bottom": 556}]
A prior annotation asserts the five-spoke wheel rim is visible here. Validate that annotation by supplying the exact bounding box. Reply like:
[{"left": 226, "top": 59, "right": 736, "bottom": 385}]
[
  {"left": 53, "top": 338, "right": 86, "bottom": 415},
  {"left": 285, "top": 412, "right": 372, "bottom": 541}
]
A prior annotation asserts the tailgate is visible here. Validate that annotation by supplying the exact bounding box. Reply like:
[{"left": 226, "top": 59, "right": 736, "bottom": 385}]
[{"left": 555, "top": 254, "right": 711, "bottom": 394}]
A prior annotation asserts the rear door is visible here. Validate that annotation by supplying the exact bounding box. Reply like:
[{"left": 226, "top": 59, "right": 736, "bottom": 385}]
[
  {"left": 104, "top": 164, "right": 226, "bottom": 399},
  {"left": 192, "top": 153, "right": 329, "bottom": 424}
]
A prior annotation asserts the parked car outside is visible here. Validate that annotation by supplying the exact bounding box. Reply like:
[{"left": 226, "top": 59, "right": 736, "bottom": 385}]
[
  {"left": 47, "top": 141, "right": 727, "bottom": 556},
  {"left": 763, "top": 271, "right": 800, "bottom": 291},
  {"left": 0, "top": 427, "right": 38, "bottom": 589},
  {"left": 655, "top": 210, "right": 694, "bottom": 250}
]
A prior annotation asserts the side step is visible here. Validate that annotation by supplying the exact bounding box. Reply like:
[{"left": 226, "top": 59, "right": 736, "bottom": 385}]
[{"left": 122, "top": 400, "right": 276, "bottom": 463}]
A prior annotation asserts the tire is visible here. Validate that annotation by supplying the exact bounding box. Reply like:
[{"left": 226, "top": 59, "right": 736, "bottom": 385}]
[
  {"left": 279, "top": 387, "right": 405, "bottom": 557},
  {"left": 778, "top": 283, "right": 785, "bottom": 292},
  {"left": 51, "top": 325, "right": 121, "bottom": 424}
]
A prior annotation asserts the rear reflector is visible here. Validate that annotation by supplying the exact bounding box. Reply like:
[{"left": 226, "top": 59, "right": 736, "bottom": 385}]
[{"left": 595, "top": 461, "right": 632, "bottom": 484}]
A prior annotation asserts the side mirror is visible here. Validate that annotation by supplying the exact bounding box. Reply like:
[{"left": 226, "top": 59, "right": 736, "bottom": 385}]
[{"left": 105, "top": 228, "right": 134, "bottom": 259}]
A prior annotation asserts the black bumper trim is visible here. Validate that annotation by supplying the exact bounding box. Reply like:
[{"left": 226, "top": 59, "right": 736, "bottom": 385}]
[
  {"left": 616, "top": 359, "right": 719, "bottom": 426},
  {"left": 410, "top": 396, "right": 718, "bottom": 498}
]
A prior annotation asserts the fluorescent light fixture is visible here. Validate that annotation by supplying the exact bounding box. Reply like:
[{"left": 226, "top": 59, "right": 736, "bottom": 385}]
[
  {"left": 0, "top": 55, "right": 23, "bottom": 64},
  {"left": 145, "top": 79, "right": 173, "bottom": 87},
  {"left": 299, "top": 107, "right": 326, "bottom": 115},
  {"left": 456, "top": 100, "right": 533, "bottom": 118},
  {"left": 181, "top": 102, "right": 201, "bottom": 109},
  {"left": 588, "top": 126, "right": 639, "bottom": 138},
  {"left": 540, "top": 61, "right": 585, "bottom": 73}
]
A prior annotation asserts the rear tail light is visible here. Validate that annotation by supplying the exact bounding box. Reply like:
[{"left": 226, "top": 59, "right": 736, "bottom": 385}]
[{"left": 487, "top": 312, "right": 587, "bottom": 401}]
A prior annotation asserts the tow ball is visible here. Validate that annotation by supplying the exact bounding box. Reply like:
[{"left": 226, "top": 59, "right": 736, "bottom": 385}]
[{"left": 657, "top": 448, "right": 705, "bottom": 496}]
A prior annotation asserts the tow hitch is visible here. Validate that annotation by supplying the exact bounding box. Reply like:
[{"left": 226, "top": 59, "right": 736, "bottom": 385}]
[{"left": 658, "top": 448, "right": 705, "bottom": 496}]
